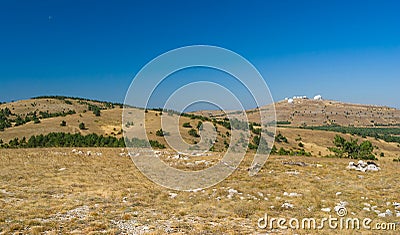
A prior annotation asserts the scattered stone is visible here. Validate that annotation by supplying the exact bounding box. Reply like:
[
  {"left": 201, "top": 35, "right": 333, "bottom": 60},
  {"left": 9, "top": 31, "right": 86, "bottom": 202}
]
[
  {"left": 347, "top": 161, "right": 380, "bottom": 172},
  {"left": 281, "top": 202, "right": 294, "bottom": 209},
  {"left": 54, "top": 205, "right": 89, "bottom": 221},
  {"left": 336, "top": 192, "right": 342, "bottom": 196},
  {"left": 227, "top": 188, "right": 238, "bottom": 199},
  {"left": 195, "top": 160, "right": 208, "bottom": 166},
  {"left": 385, "top": 209, "right": 393, "bottom": 216},
  {"left": 283, "top": 161, "right": 307, "bottom": 167},
  {"left": 169, "top": 192, "right": 178, "bottom": 199},
  {"left": 286, "top": 170, "right": 300, "bottom": 175},
  {"left": 378, "top": 213, "right": 386, "bottom": 218},
  {"left": 363, "top": 207, "right": 370, "bottom": 211},
  {"left": 283, "top": 192, "right": 302, "bottom": 197},
  {"left": 58, "top": 168, "right": 66, "bottom": 171},
  {"left": 321, "top": 208, "right": 331, "bottom": 212}
]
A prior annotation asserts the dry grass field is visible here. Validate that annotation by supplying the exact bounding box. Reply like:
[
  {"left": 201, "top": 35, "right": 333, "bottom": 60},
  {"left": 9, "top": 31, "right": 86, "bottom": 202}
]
[
  {"left": 0, "top": 148, "right": 399, "bottom": 234},
  {"left": 1, "top": 97, "right": 400, "bottom": 234}
]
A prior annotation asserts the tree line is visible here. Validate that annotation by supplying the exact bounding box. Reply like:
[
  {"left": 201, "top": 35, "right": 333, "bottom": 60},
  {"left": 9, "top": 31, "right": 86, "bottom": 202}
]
[
  {"left": 304, "top": 125, "right": 400, "bottom": 144},
  {"left": 0, "top": 132, "right": 165, "bottom": 149}
]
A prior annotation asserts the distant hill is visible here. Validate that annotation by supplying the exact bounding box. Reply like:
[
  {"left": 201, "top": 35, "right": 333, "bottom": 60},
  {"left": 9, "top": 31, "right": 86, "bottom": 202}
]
[
  {"left": 0, "top": 97, "right": 230, "bottom": 151},
  {"left": 1, "top": 96, "right": 399, "bottom": 159},
  {"left": 194, "top": 98, "right": 400, "bottom": 127}
]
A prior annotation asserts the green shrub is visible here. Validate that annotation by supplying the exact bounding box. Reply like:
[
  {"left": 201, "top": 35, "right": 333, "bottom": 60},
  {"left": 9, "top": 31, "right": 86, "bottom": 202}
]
[
  {"left": 328, "top": 135, "right": 377, "bottom": 160},
  {"left": 183, "top": 122, "right": 192, "bottom": 128},
  {"left": 188, "top": 128, "right": 200, "bottom": 137},
  {"left": 79, "top": 122, "right": 86, "bottom": 130},
  {"left": 275, "top": 133, "right": 288, "bottom": 143}
]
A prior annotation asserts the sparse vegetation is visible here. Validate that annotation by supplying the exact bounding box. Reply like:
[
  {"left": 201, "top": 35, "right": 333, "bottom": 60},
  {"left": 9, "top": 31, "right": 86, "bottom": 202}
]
[
  {"left": 1, "top": 133, "right": 125, "bottom": 148},
  {"left": 0, "top": 108, "right": 13, "bottom": 131},
  {"left": 275, "top": 146, "right": 311, "bottom": 156},
  {"left": 88, "top": 104, "right": 102, "bottom": 116},
  {"left": 155, "top": 128, "right": 169, "bottom": 137},
  {"left": 188, "top": 128, "right": 200, "bottom": 137},
  {"left": 149, "top": 139, "right": 166, "bottom": 149},
  {"left": 275, "top": 133, "right": 288, "bottom": 143},
  {"left": 182, "top": 122, "right": 192, "bottom": 128},
  {"left": 304, "top": 125, "right": 400, "bottom": 144},
  {"left": 39, "top": 110, "right": 76, "bottom": 118},
  {"left": 79, "top": 122, "right": 86, "bottom": 130},
  {"left": 327, "top": 135, "right": 376, "bottom": 160},
  {"left": 197, "top": 121, "right": 203, "bottom": 130}
]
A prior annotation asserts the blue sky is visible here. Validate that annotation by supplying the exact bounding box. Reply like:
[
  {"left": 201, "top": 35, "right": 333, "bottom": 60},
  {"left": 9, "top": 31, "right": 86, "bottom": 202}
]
[{"left": 0, "top": 0, "right": 399, "bottom": 109}]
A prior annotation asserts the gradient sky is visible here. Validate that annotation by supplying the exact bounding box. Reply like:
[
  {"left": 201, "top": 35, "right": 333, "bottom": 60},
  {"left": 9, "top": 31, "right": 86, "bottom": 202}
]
[{"left": 0, "top": 0, "right": 399, "bottom": 109}]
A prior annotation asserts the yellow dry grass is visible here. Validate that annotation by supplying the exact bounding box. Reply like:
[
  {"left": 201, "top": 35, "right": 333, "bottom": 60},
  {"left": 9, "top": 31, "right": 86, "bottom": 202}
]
[{"left": 1, "top": 148, "right": 399, "bottom": 234}]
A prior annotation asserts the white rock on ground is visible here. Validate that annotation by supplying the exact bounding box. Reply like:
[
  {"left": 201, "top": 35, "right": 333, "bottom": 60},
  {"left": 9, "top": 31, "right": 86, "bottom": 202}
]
[
  {"left": 281, "top": 203, "right": 294, "bottom": 209},
  {"left": 283, "top": 192, "right": 302, "bottom": 197},
  {"left": 169, "top": 192, "right": 178, "bottom": 199},
  {"left": 227, "top": 188, "right": 238, "bottom": 199},
  {"left": 321, "top": 208, "right": 331, "bottom": 212},
  {"left": 385, "top": 209, "right": 393, "bottom": 216},
  {"left": 378, "top": 213, "right": 386, "bottom": 218}
]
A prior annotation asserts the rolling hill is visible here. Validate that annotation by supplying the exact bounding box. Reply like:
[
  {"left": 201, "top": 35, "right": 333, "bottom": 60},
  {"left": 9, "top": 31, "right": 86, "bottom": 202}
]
[{"left": 1, "top": 96, "right": 399, "bottom": 159}]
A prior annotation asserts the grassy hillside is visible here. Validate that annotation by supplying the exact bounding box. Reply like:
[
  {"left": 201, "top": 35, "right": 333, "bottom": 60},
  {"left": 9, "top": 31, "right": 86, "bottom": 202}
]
[
  {"left": 194, "top": 99, "right": 400, "bottom": 127},
  {"left": 1, "top": 97, "right": 400, "bottom": 160},
  {"left": 1, "top": 97, "right": 400, "bottom": 233}
]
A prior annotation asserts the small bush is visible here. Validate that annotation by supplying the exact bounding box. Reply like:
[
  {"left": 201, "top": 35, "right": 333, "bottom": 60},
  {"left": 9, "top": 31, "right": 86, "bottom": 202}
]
[
  {"left": 188, "top": 128, "right": 200, "bottom": 137},
  {"left": 183, "top": 122, "right": 192, "bottom": 128},
  {"left": 275, "top": 133, "right": 288, "bottom": 143},
  {"left": 79, "top": 122, "right": 86, "bottom": 130},
  {"left": 156, "top": 129, "right": 168, "bottom": 136}
]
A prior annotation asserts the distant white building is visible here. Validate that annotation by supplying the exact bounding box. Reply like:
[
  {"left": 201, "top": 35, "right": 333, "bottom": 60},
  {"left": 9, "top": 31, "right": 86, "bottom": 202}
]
[
  {"left": 313, "top": 95, "right": 322, "bottom": 100},
  {"left": 288, "top": 98, "right": 294, "bottom": 104}
]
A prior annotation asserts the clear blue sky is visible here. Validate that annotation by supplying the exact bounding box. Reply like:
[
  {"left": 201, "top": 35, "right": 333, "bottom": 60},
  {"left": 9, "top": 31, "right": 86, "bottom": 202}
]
[{"left": 0, "top": 0, "right": 399, "bottom": 109}]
